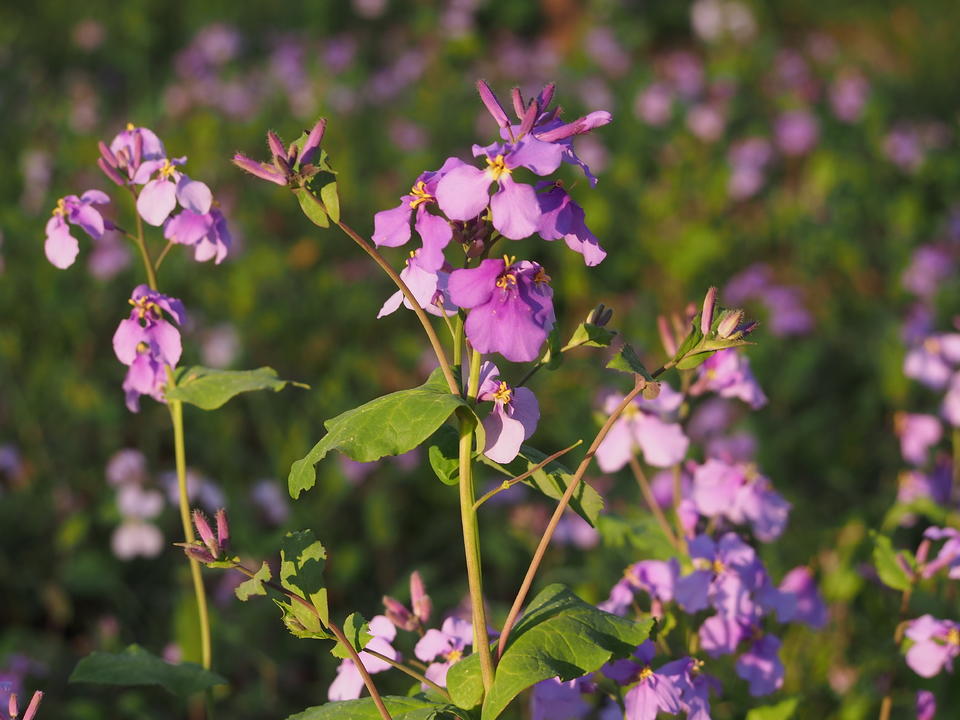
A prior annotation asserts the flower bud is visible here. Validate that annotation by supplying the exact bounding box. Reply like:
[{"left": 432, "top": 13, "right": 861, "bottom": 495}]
[
  {"left": 510, "top": 87, "right": 525, "bottom": 119},
  {"left": 587, "top": 303, "right": 613, "bottom": 327},
  {"left": 22, "top": 691, "right": 42, "bottom": 720},
  {"left": 700, "top": 286, "right": 717, "bottom": 335},
  {"left": 215, "top": 508, "right": 230, "bottom": 553},
  {"left": 98, "top": 141, "right": 119, "bottom": 168},
  {"left": 537, "top": 83, "right": 556, "bottom": 112},
  {"left": 267, "top": 130, "right": 286, "bottom": 161},
  {"left": 299, "top": 118, "right": 327, "bottom": 166},
  {"left": 9, "top": 692, "right": 18, "bottom": 719},
  {"left": 657, "top": 315, "right": 678, "bottom": 357},
  {"left": 410, "top": 570, "right": 432, "bottom": 624},
  {"left": 98, "top": 158, "right": 127, "bottom": 186},
  {"left": 518, "top": 98, "right": 539, "bottom": 137},
  {"left": 193, "top": 510, "right": 219, "bottom": 559},
  {"left": 132, "top": 132, "right": 143, "bottom": 168},
  {"left": 477, "top": 80, "right": 510, "bottom": 128},
  {"left": 232, "top": 153, "right": 289, "bottom": 186},
  {"left": 383, "top": 595, "right": 417, "bottom": 631},
  {"left": 716, "top": 309, "right": 744, "bottom": 338}
]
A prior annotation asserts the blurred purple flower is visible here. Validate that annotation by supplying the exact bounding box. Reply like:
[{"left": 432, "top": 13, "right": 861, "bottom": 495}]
[
  {"left": 921, "top": 527, "right": 960, "bottom": 580},
  {"left": 111, "top": 519, "right": 164, "bottom": 559},
  {"left": 634, "top": 83, "right": 673, "bottom": 127},
  {"left": 250, "top": 479, "right": 290, "bottom": 526},
  {"left": 415, "top": 617, "right": 472, "bottom": 688},
  {"left": 329, "top": 615, "right": 400, "bottom": 700},
  {"left": 775, "top": 110, "right": 819, "bottom": 156},
  {"left": 727, "top": 137, "right": 773, "bottom": 200},
  {"left": 904, "top": 335, "right": 960, "bottom": 389},
  {"left": 904, "top": 615, "right": 959, "bottom": 678},
  {"left": 829, "top": 70, "right": 870, "bottom": 123},
  {"left": 595, "top": 384, "right": 689, "bottom": 471},
  {"left": 735, "top": 634, "right": 784, "bottom": 696},
  {"left": 903, "top": 245, "right": 954, "bottom": 299},
  {"left": 895, "top": 413, "right": 942, "bottom": 465},
  {"left": 884, "top": 126, "right": 925, "bottom": 173},
  {"left": 531, "top": 677, "right": 590, "bottom": 720},
  {"left": 553, "top": 514, "right": 600, "bottom": 550},
  {"left": 689, "top": 350, "right": 767, "bottom": 409},
  {"left": 106, "top": 449, "right": 148, "bottom": 487},
  {"left": 917, "top": 690, "right": 936, "bottom": 720}
]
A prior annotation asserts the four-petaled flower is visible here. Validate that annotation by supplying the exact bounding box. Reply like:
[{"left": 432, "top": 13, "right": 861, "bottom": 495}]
[
  {"left": 414, "top": 616, "right": 473, "bottom": 688},
  {"left": 44, "top": 191, "right": 111, "bottom": 269},
  {"left": 476, "top": 361, "right": 540, "bottom": 463},
  {"left": 904, "top": 615, "right": 960, "bottom": 678},
  {"left": 135, "top": 156, "right": 213, "bottom": 226},
  {"left": 595, "top": 383, "right": 689, "bottom": 472}
]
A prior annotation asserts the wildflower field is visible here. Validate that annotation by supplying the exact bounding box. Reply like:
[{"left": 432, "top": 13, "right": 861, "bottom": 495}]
[{"left": 3, "top": 1, "right": 960, "bottom": 719}]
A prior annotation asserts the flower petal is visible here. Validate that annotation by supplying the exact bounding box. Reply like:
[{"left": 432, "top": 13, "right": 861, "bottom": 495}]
[
  {"left": 435, "top": 164, "right": 491, "bottom": 220},
  {"left": 490, "top": 177, "right": 540, "bottom": 240},
  {"left": 137, "top": 179, "right": 177, "bottom": 226},
  {"left": 44, "top": 216, "right": 80, "bottom": 269},
  {"left": 372, "top": 202, "right": 413, "bottom": 247},
  {"left": 176, "top": 175, "right": 213, "bottom": 214}
]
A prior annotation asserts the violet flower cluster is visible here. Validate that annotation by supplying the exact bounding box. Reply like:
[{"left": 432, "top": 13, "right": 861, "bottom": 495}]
[{"left": 44, "top": 124, "right": 231, "bottom": 411}]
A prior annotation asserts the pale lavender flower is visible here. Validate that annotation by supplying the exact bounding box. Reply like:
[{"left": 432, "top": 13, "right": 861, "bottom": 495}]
[
  {"left": 775, "top": 110, "right": 819, "bottom": 156},
  {"left": 553, "top": 514, "right": 600, "bottom": 549},
  {"left": 163, "top": 207, "right": 232, "bottom": 264},
  {"left": 377, "top": 253, "right": 457, "bottom": 319},
  {"left": 250, "top": 479, "right": 290, "bottom": 526},
  {"left": 904, "top": 615, "right": 959, "bottom": 678},
  {"left": 829, "top": 70, "right": 870, "bottom": 123},
  {"left": 111, "top": 519, "right": 164, "bottom": 559},
  {"left": 634, "top": 83, "right": 673, "bottom": 127},
  {"left": 884, "top": 127, "right": 925, "bottom": 172},
  {"left": 87, "top": 231, "right": 131, "bottom": 280},
  {"left": 414, "top": 617, "right": 473, "bottom": 688},
  {"left": 904, "top": 335, "right": 960, "bottom": 389},
  {"left": 675, "top": 533, "right": 765, "bottom": 622},
  {"left": 686, "top": 103, "right": 726, "bottom": 142},
  {"left": 727, "top": 137, "right": 773, "bottom": 200},
  {"left": 943, "top": 373, "right": 960, "bottom": 426},
  {"left": 44, "top": 191, "right": 111, "bottom": 269},
  {"left": 595, "top": 385, "right": 689, "bottom": 471},
  {"left": 106, "top": 449, "right": 148, "bottom": 487},
  {"left": 689, "top": 349, "right": 767, "bottom": 409},
  {"left": 895, "top": 413, "right": 943, "bottom": 466},
  {"left": 106, "top": 125, "right": 166, "bottom": 183},
  {"left": 135, "top": 156, "right": 212, "bottom": 226},
  {"left": 921, "top": 527, "right": 960, "bottom": 580},
  {"left": 329, "top": 615, "right": 400, "bottom": 700},
  {"left": 896, "top": 463, "right": 952, "bottom": 510},
  {"left": 586, "top": 27, "right": 630, "bottom": 76},
  {"left": 903, "top": 246, "right": 954, "bottom": 299},
  {"left": 690, "top": 459, "right": 790, "bottom": 541}
]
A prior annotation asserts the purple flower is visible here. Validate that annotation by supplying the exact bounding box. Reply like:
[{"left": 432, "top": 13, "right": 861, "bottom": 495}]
[
  {"left": 598, "top": 578, "right": 636, "bottom": 616},
  {"left": 660, "top": 657, "right": 721, "bottom": 720},
  {"left": 476, "top": 361, "right": 539, "bottom": 463},
  {"left": 372, "top": 158, "right": 460, "bottom": 269},
  {"left": 904, "top": 615, "right": 959, "bottom": 678},
  {"left": 44, "top": 191, "right": 111, "bottom": 269},
  {"left": 774, "top": 110, "right": 819, "bottom": 157},
  {"left": 163, "top": 207, "right": 232, "bottom": 264},
  {"left": 595, "top": 385, "right": 689, "bottom": 472},
  {"left": 762, "top": 286, "right": 813, "bottom": 336},
  {"left": 111, "top": 519, "right": 164, "bottom": 559},
  {"left": 135, "top": 157, "right": 212, "bottom": 226},
  {"left": 105, "top": 124, "right": 166, "bottom": 183},
  {"left": 675, "top": 533, "right": 765, "bottom": 624},
  {"left": 414, "top": 616, "right": 472, "bottom": 688},
  {"left": 735, "top": 634, "right": 784, "bottom": 696},
  {"left": 942, "top": 372, "right": 960, "bottom": 427},
  {"left": 604, "top": 641, "right": 682, "bottom": 720},
  {"left": 378, "top": 253, "right": 457, "bottom": 319},
  {"left": 895, "top": 413, "right": 942, "bottom": 466},
  {"left": 328, "top": 615, "right": 399, "bottom": 700},
  {"left": 904, "top": 335, "right": 960, "bottom": 389},
  {"left": 535, "top": 183, "right": 607, "bottom": 266},
  {"left": 771, "top": 566, "right": 827, "bottom": 628},
  {"left": 530, "top": 677, "right": 590, "bottom": 720},
  {"left": 921, "top": 527, "right": 960, "bottom": 580},
  {"left": 727, "top": 137, "right": 772, "bottom": 200},
  {"left": 690, "top": 459, "right": 790, "bottom": 541},
  {"left": 903, "top": 245, "right": 954, "bottom": 299},
  {"left": 829, "top": 70, "right": 870, "bottom": 123},
  {"left": 917, "top": 690, "right": 936, "bottom": 720},
  {"left": 448, "top": 257, "right": 555, "bottom": 362},
  {"left": 435, "top": 139, "right": 560, "bottom": 240},
  {"left": 897, "top": 462, "right": 952, "bottom": 511},
  {"left": 112, "top": 285, "right": 186, "bottom": 412},
  {"left": 634, "top": 83, "right": 673, "bottom": 127},
  {"left": 689, "top": 350, "right": 767, "bottom": 409}
]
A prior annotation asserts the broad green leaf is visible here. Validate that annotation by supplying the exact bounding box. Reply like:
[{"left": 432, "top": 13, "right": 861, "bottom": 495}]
[
  {"left": 596, "top": 514, "right": 676, "bottom": 560},
  {"left": 289, "top": 368, "right": 469, "bottom": 498},
  {"left": 745, "top": 697, "right": 801, "bottom": 720},
  {"left": 540, "top": 326, "right": 564, "bottom": 370},
  {"left": 320, "top": 182, "right": 340, "bottom": 223},
  {"left": 871, "top": 531, "right": 914, "bottom": 592},
  {"left": 479, "top": 446, "right": 603, "bottom": 526},
  {"left": 287, "top": 696, "right": 465, "bottom": 720},
  {"left": 236, "top": 561, "right": 271, "bottom": 602},
  {"left": 281, "top": 530, "right": 329, "bottom": 627},
  {"left": 567, "top": 322, "right": 616, "bottom": 349},
  {"left": 446, "top": 653, "right": 484, "bottom": 709},
  {"left": 167, "top": 366, "right": 305, "bottom": 411},
  {"left": 428, "top": 424, "right": 461, "bottom": 486},
  {"left": 606, "top": 343, "right": 654, "bottom": 380},
  {"left": 295, "top": 187, "right": 329, "bottom": 227},
  {"left": 331, "top": 612, "right": 372, "bottom": 659},
  {"left": 482, "top": 584, "right": 652, "bottom": 720},
  {"left": 675, "top": 351, "right": 714, "bottom": 370},
  {"left": 69, "top": 645, "right": 226, "bottom": 698}
]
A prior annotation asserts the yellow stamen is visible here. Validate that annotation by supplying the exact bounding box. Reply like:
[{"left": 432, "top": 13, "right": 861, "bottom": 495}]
[
  {"left": 948, "top": 628, "right": 960, "bottom": 646},
  {"left": 712, "top": 559, "right": 726, "bottom": 574},
  {"left": 135, "top": 341, "right": 150, "bottom": 354},
  {"left": 486, "top": 154, "right": 511, "bottom": 181},
  {"left": 408, "top": 180, "right": 433, "bottom": 209},
  {"left": 493, "top": 381, "right": 512, "bottom": 404},
  {"left": 158, "top": 159, "right": 178, "bottom": 179},
  {"left": 533, "top": 267, "right": 551, "bottom": 285},
  {"left": 923, "top": 337, "right": 941, "bottom": 354},
  {"left": 52, "top": 198, "right": 67, "bottom": 217},
  {"left": 447, "top": 649, "right": 463, "bottom": 664},
  {"left": 637, "top": 666, "right": 654, "bottom": 681},
  {"left": 126, "top": 122, "right": 136, "bottom": 131},
  {"left": 496, "top": 273, "right": 517, "bottom": 290}
]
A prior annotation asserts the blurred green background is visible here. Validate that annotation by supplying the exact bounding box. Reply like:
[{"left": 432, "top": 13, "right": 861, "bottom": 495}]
[{"left": 2, "top": 0, "right": 960, "bottom": 717}]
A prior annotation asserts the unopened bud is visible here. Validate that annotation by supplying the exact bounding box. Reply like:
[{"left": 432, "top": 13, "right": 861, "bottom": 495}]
[
  {"left": 22, "top": 692, "right": 42, "bottom": 720},
  {"left": 98, "top": 141, "right": 119, "bottom": 168},
  {"left": 215, "top": 509, "right": 229, "bottom": 553},
  {"left": 383, "top": 595, "right": 417, "bottom": 631},
  {"left": 657, "top": 315, "right": 678, "bottom": 357},
  {"left": 267, "top": 130, "right": 286, "bottom": 161},
  {"left": 537, "top": 82, "right": 556, "bottom": 112},
  {"left": 916, "top": 539, "right": 932, "bottom": 567},
  {"left": 9, "top": 692, "right": 18, "bottom": 719},
  {"left": 510, "top": 87, "right": 525, "bottom": 119},
  {"left": 233, "top": 153, "right": 289, "bottom": 186},
  {"left": 132, "top": 132, "right": 143, "bottom": 168},
  {"left": 299, "top": 118, "right": 327, "bottom": 166},
  {"left": 98, "top": 158, "right": 126, "bottom": 187},
  {"left": 700, "top": 287, "right": 717, "bottom": 335},
  {"left": 477, "top": 80, "right": 510, "bottom": 128},
  {"left": 587, "top": 303, "right": 613, "bottom": 327},
  {"left": 193, "top": 510, "right": 219, "bottom": 559},
  {"left": 716, "top": 309, "right": 744, "bottom": 339},
  {"left": 410, "top": 570, "right": 432, "bottom": 624},
  {"left": 518, "top": 98, "right": 539, "bottom": 137}
]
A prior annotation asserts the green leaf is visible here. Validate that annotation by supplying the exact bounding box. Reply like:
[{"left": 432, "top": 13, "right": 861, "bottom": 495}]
[
  {"left": 236, "top": 561, "right": 271, "bottom": 602},
  {"left": 281, "top": 530, "right": 329, "bottom": 627},
  {"left": 481, "top": 584, "right": 652, "bottom": 720},
  {"left": 745, "top": 697, "right": 801, "bottom": 720},
  {"left": 478, "top": 446, "right": 602, "bottom": 526},
  {"left": 428, "top": 424, "right": 461, "bottom": 486},
  {"left": 289, "top": 368, "right": 469, "bottom": 498},
  {"left": 287, "top": 696, "right": 465, "bottom": 720},
  {"left": 166, "top": 366, "right": 305, "bottom": 411},
  {"left": 675, "top": 351, "right": 714, "bottom": 370},
  {"left": 278, "top": 599, "right": 333, "bottom": 641},
  {"left": 446, "top": 653, "right": 483, "bottom": 709},
  {"left": 320, "top": 182, "right": 340, "bottom": 223},
  {"left": 332, "top": 612, "right": 372, "bottom": 659},
  {"left": 596, "top": 514, "right": 676, "bottom": 560},
  {"left": 295, "top": 187, "right": 329, "bottom": 227},
  {"left": 606, "top": 343, "right": 654, "bottom": 380},
  {"left": 567, "top": 322, "right": 616, "bottom": 349},
  {"left": 871, "top": 531, "right": 914, "bottom": 592},
  {"left": 541, "top": 326, "right": 563, "bottom": 370},
  {"left": 69, "top": 645, "right": 227, "bottom": 698}
]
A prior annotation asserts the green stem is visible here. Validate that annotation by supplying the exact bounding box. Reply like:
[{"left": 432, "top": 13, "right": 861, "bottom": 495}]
[
  {"left": 170, "top": 398, "right": 213, "bottom": 672},
  {"left": 497, "top": 375, "right": 651, "bottom": 658},
  {"left": 453, "top": 314, "right": 464, "bottom": 368},
  {"left": 459, "top": 350, "right": 495, "bottom": 692},
  {"left": 628, "top": 456, "right": 680, "bottom": 551},
  {"left": 334, "top": 219, "right": 459, "bottom": 396},
  {"left": 362, "top": 649, "right": 451, "bottom": 700},
  {"left": 329, "top": 622, "right": 394, "bottom": 720},
  {"left": 473, "top": 440, "right": 583, "bottom": 511},
  {"left": 128, "top": 190, "right": 158, "bottom": 290},
  {"left": 154, "top": 240, "right": 176, "bottom": 271}
]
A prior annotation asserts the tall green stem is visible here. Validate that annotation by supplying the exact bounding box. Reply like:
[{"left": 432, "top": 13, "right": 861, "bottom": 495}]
[
  {"left": 459, "top": 349, "right": 495, "bottom": 692},
  {"left": 170, "top": 399, "right": 213, "bottom": 672}
]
